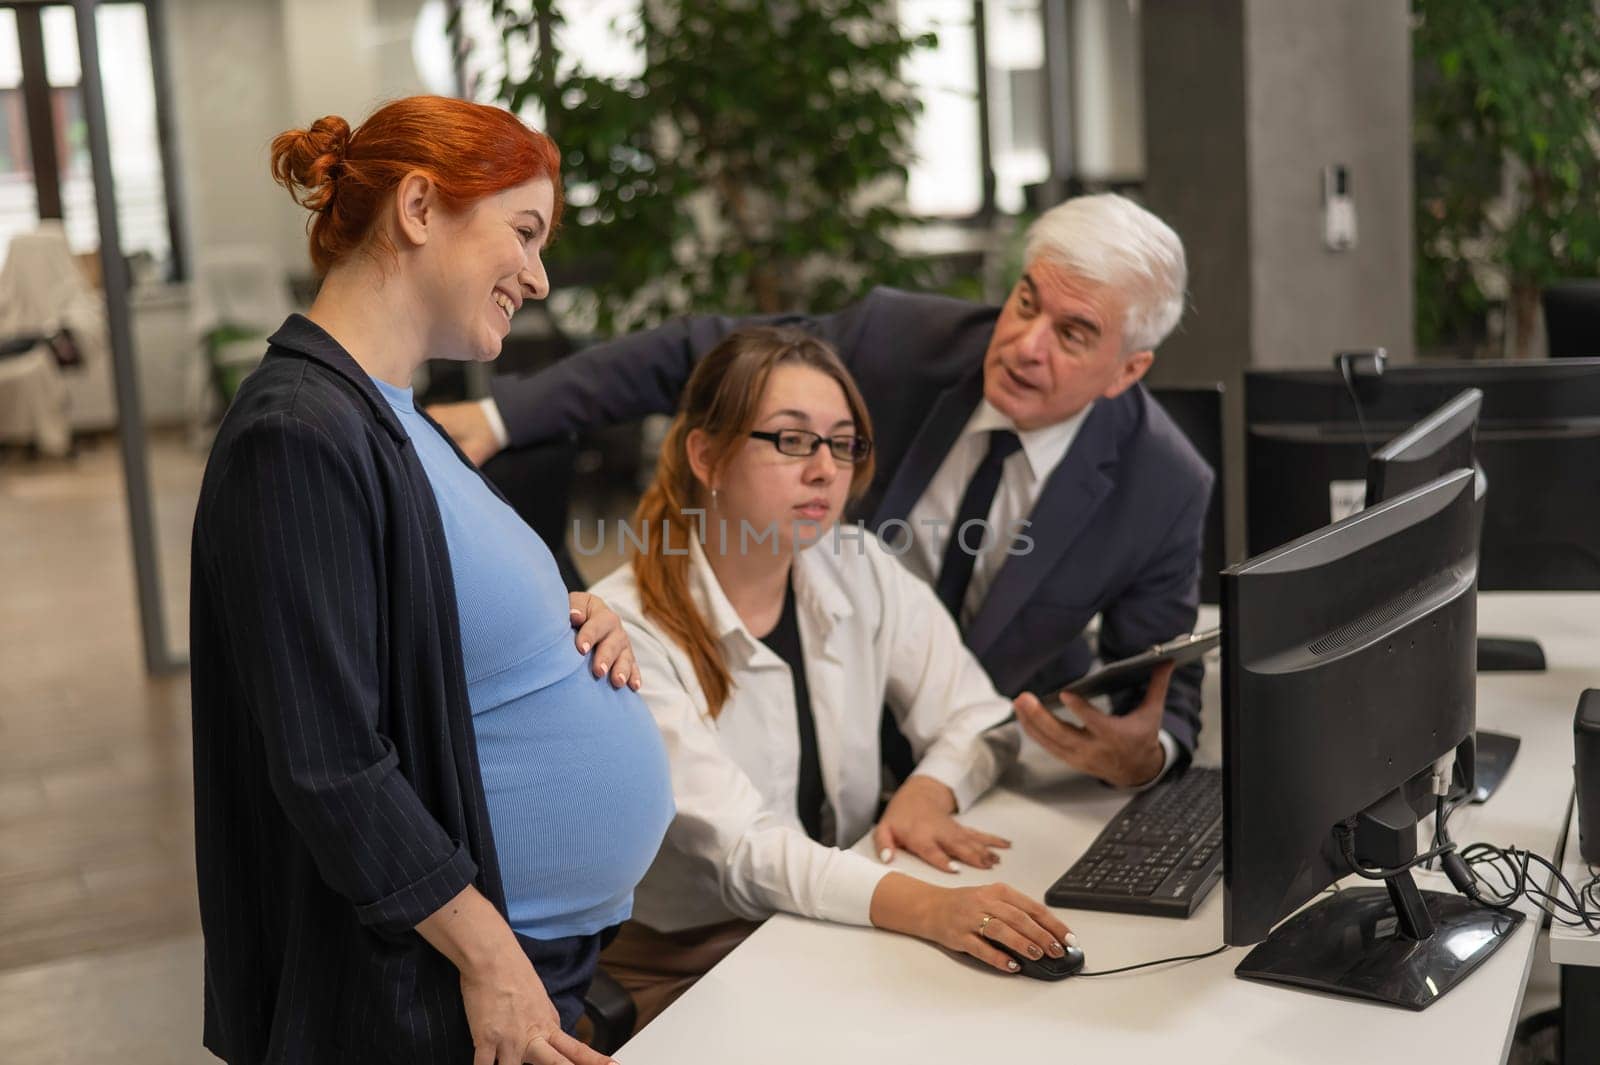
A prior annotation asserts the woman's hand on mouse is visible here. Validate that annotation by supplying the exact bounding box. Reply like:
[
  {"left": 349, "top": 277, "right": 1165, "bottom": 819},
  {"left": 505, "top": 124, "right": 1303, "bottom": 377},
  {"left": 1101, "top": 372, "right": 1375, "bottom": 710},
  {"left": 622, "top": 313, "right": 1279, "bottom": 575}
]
[{"left": 868, "top": 873, "right": 1073, "bottom": 974}]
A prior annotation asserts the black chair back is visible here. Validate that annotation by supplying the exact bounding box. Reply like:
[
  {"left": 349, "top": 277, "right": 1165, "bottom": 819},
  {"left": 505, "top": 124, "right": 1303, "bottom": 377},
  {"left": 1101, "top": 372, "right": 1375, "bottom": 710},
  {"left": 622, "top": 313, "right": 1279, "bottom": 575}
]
[
  {"left": 1148, "top": 383, "right": 1226, "bottom": 605},
  {"left": 1543, "top": 280, "right": 1600, "bottom": 358}
]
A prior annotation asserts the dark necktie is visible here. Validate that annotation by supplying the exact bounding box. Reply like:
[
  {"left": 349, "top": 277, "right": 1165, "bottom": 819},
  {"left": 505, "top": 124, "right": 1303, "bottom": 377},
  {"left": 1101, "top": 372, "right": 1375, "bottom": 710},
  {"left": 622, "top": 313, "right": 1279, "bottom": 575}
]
[{"left": 934, "top": 429, "right": 1022, "bottom": 618}]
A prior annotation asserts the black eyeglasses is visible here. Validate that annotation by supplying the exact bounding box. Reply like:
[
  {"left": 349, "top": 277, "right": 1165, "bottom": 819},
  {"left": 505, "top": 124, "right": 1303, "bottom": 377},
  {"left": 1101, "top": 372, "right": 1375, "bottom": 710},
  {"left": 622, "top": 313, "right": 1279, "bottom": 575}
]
[{"left": 749, "top": 429, "right": 873, "bottom": 465}]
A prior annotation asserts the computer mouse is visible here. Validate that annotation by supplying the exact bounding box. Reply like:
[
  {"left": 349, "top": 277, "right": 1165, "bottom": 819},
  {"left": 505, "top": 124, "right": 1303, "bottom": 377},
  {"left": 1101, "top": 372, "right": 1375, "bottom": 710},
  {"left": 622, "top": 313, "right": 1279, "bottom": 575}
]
[{"left": 996, "top": 940, "right": 1086, "bottom": 981}]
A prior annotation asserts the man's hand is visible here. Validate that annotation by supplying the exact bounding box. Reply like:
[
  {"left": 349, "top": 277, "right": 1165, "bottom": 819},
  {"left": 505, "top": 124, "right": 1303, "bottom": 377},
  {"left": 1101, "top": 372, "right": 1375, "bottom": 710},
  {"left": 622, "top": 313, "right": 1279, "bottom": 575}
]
[
  {"left": 872, "top": 774, "right": 1011, "bottom": 872},
  {"left": 1013, "top": 662, "right": 1175, "bottom": 788},
  {"left": 428, "top": 400, "right": 504, "bottom": 466}
]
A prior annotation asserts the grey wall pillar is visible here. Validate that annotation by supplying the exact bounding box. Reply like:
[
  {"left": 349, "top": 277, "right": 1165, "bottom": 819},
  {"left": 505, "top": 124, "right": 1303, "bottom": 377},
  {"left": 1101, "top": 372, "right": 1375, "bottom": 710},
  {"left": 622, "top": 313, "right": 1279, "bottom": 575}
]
[
  {"left": 1140, "top": 0, "right": 1252, "bottom": 392},
  {"left": 1245, "top": 1, "right": 1413, "bottom": 368},
  {"left": 1140, "top": 0, "right": 1413, "bottom": 562}
]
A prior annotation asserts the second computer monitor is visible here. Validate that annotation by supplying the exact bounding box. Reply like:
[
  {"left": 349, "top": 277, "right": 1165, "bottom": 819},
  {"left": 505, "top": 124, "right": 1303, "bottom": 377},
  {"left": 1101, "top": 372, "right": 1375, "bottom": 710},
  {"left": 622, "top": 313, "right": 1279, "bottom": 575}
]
[
  {"left": 1364, "top": 388, "right": 1482, "bottom": 506},
  {"left": 1245, "top": 359, "right": 1600, "bottom": 589}
]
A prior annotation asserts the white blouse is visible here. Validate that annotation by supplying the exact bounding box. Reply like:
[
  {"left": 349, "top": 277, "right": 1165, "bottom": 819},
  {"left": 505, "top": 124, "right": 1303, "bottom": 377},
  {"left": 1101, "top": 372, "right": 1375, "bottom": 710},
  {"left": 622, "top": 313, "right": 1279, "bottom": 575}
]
[{"left": 590, "top": 530, "right": 1019, "bottom": 933}]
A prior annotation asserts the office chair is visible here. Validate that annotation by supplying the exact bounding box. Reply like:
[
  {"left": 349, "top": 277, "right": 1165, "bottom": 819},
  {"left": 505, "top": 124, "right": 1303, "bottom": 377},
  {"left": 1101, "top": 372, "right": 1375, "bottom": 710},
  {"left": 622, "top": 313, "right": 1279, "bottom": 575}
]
[
  {"left": 191, "top": 247, "right": 294, "bottom": 414},
  {"left": 0, "top": 222, "right": 105, "bottom": 454},
  {"left": 1147, "top": 383, "right": 1227, "bottom": 605},
  {"left": 581, "top": 969, "right": 637, "bottom": 1053},
  {"left": 1542, "top": 280, "right": 1600, "bottom": 358}
]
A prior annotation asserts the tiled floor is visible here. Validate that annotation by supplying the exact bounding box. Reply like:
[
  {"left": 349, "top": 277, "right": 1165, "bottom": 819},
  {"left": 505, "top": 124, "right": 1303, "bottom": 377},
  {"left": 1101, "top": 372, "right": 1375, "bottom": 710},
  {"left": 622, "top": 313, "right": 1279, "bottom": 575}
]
[
  {"left": 1, "top": 433, "right": 205, "bottom": 1060},
  {"left": 0, "top": 933, "right": 211, "bottom": 1065}
]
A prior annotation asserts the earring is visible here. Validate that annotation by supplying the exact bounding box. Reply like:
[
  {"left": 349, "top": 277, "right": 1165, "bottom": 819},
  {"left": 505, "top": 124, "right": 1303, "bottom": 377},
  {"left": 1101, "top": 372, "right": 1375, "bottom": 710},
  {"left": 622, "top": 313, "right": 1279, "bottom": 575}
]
[{"left": 710, "top": 487, "right": 720, "bottom": 510}]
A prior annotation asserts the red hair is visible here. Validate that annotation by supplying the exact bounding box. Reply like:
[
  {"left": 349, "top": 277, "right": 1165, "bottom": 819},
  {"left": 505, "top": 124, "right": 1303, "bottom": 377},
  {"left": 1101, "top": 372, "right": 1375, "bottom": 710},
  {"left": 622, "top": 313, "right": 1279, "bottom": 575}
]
[{"left": 269, "top": 95, "right": 562, "bottom": 275}]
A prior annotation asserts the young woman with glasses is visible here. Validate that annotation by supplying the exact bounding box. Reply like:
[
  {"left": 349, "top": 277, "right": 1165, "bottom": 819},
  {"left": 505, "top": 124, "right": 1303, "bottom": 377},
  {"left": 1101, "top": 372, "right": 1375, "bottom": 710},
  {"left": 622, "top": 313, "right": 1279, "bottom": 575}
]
[{"left": 586, "top": 326, "right": 1073, "bottom": 1032}]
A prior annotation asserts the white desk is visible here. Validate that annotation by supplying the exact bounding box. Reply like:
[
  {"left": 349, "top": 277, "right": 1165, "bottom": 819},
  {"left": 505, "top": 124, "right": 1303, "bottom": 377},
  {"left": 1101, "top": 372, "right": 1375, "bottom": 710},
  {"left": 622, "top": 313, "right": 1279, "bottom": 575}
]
[
  {"left": 617, "top": 594, "right": 1600, "bottom": 1064},
  {"left": 1549, "top": 759, "right": 1600, "bottom": 1061},
  {"left": 1549, "top": 801, "right": 1598, "bottom": 968}
]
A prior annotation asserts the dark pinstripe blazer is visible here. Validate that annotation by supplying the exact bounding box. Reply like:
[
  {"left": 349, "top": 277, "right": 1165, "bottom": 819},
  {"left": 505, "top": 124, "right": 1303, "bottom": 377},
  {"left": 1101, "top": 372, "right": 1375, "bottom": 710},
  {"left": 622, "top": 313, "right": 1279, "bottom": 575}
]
[{"left": 190, "top": 315, "right": 507, "bottom": 1063}]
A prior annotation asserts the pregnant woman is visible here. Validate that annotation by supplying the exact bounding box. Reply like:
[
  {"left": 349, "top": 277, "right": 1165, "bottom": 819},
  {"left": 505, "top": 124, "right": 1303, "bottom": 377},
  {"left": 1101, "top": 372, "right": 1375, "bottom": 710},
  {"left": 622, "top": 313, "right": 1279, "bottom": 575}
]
[{"left": 189, "top": 96, "right": 673, "bottom": 1065}]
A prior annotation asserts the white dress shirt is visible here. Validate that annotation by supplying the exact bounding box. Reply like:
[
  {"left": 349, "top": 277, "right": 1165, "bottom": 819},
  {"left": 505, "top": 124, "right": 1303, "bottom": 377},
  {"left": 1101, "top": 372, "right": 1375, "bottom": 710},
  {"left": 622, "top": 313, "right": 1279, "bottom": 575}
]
[
  {"left": 480, "top": 396, "right": 511, "bottom": 449},
  {"left": 903, "top": 399, "right": 1090, "bottom": 625},
  {"left": 903, "top": 398, "right": 1178, "bottom": 782},
  {"left": 590, "top": 533, "right": 1020, "bottom": 933}
]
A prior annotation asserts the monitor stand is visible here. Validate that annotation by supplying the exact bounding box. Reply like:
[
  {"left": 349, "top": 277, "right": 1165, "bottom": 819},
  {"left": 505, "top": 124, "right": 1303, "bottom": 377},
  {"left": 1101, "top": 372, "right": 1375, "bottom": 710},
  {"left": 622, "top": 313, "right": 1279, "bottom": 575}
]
[
  {"left": 1235, "top": 870, "right": 1523, "bottom": 1010},
  {"left": 1472, "top": 730, "right": 1521, "bottom": 804},
  {"left": 1477, "top": 635, "right": 1546, "bottom": 672}
]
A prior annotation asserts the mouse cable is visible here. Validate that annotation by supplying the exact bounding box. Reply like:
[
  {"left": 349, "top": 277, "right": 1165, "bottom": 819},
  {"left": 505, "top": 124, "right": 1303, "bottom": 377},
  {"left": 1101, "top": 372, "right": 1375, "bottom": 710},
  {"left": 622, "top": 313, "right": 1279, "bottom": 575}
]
[{"left": 1077, "top": 943, "right": 1231, "bottom": 977}]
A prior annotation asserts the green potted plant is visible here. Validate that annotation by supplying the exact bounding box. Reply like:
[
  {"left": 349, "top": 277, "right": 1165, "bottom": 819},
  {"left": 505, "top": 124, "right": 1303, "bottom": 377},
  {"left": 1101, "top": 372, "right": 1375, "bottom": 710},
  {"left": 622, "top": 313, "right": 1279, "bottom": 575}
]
[
  {"left": 1413, "top": 0, "right": 1600, "bottom": 359},
  {"left": 471, "top": 0, "right": 940, "bottom": 334}
]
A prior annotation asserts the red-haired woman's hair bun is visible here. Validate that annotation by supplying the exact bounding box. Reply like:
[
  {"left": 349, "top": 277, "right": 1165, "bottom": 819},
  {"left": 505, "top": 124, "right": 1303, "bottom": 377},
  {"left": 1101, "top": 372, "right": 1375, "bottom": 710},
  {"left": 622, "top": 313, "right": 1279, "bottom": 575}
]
[
  {"left": 267, "top": 96, "right": 562, "bottom": 277},
  {"left": 270, "top": 115, "right": 351, "bottom": 214}
]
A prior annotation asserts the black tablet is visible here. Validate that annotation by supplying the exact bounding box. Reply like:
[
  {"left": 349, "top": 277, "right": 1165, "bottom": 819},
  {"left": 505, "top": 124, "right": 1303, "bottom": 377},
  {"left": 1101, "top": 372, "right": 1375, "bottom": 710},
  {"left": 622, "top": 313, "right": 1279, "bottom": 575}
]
[
  {"left": 986, "top": 628, "right": 1221, "bottom": 731},
  {"left": 1058, "top": 628, "right": 1221, "bottom": 701}
]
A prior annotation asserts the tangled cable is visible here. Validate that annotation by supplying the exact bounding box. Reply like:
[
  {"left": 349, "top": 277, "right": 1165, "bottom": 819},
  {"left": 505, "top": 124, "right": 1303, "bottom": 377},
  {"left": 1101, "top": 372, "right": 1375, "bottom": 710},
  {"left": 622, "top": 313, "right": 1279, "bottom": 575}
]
[{"left": 1430, "top": 791, "right": 1600, "bottom": 931}]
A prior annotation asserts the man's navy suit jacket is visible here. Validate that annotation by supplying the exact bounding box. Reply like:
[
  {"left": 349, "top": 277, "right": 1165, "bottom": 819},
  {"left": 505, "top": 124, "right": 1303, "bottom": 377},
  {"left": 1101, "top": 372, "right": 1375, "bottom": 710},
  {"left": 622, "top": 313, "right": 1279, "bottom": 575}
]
[{"left": 491, "top": 287, "right": 1215, "bottom": 755}]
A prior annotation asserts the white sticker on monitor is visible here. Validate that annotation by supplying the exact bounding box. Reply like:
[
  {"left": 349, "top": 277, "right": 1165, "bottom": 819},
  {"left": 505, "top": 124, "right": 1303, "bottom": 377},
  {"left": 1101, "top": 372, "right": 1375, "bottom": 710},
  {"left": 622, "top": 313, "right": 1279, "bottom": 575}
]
[{"left": 1329, "top": 480, "right": 1368, "bottom": 523}]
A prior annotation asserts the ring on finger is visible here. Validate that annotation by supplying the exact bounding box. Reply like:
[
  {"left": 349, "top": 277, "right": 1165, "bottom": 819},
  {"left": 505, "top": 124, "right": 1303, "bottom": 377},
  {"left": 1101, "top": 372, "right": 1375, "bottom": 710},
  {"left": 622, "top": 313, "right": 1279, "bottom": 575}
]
[{"left": 977, "top": 913, "right": 996, "bottom": 938}]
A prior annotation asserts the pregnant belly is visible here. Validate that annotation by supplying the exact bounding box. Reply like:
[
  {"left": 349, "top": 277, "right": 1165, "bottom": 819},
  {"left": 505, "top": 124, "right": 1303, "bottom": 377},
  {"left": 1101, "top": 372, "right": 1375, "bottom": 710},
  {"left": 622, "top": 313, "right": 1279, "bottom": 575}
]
[{"left": 473, "top": 661, "right": 675, "bottom": 935}]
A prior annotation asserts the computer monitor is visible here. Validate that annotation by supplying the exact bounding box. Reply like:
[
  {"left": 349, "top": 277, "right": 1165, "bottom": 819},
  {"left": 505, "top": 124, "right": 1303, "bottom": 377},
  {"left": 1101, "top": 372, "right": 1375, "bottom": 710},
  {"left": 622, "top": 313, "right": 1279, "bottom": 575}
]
[
  {"left": 1222, "top": 468, "right": 1523, "bottom": 1009},
  {"left": 1244, "top": 358, "right": 1600, "bottom": 590},
  {"left": 1364, "top": 388, "right": 1482, "bottom": 506},
  {"left": 1360, "top": 388, "right": 1524, "bottom": 798}
]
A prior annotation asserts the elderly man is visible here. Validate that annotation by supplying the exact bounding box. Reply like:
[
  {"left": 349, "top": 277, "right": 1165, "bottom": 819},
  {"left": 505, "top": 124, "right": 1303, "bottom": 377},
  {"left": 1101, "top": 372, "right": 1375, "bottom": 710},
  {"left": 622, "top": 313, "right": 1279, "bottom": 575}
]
[{"left": 432, "top": 193, "right": 1212, "bottom": 793}]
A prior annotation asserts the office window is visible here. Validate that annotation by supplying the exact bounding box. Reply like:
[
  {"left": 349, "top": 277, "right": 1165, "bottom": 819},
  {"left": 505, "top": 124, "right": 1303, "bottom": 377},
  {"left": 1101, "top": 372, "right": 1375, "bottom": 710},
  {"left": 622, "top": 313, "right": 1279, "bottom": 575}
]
[
  {"left": 433, "top": 2, "right": 1061, "bottom": 222},
  {"left": 40, "top": 3, "right": 169, "bottom": 270},
  {"left": 901, "top": 0, "right": 1054, "bottom": 219},
  {"left": 984, "top": 0, "right": 1049, "bottom": 214},
  {"left": 419, "top": 0, "right": 645, "bottom": 221},
  {"left": 901, "top": 0, "right": 984, "bottom": 218},
  {"left": 0, "top": 88, "right": 24, "bottom": 174},
  {"left": 0, "top": 11, "right": 22, "bottom": 174},
  {"left": 417, "top": 0, "right": 643, "bottom": 117},
  {"left": 0, "top": 8, "right": 39, "bottom": 255}
]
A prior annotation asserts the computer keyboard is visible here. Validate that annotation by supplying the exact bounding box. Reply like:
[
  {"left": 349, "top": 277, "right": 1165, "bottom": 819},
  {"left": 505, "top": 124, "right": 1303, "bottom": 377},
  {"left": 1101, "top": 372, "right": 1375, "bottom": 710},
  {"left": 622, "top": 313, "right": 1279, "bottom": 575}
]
[{"left": 1044, "top": 765, "right": 1223, "bottom": 918}]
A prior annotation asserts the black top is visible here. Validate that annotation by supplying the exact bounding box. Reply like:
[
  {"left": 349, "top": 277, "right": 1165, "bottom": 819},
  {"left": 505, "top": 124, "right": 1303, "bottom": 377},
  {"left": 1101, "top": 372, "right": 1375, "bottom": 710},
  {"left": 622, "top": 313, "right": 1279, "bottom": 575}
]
[
  {"left": 757, "top": 577, "right": 827, "bottom": 842},
  {"left": 190, "top": 315, "right": 515, "bottom": 1064}
]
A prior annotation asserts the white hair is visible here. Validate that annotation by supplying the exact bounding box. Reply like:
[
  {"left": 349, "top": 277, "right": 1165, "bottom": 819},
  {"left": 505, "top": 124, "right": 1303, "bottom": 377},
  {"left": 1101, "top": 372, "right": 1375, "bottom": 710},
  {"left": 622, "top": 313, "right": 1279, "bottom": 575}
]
[{"left": 1022, "top": 193, "right": 1188, "bottom": 354}]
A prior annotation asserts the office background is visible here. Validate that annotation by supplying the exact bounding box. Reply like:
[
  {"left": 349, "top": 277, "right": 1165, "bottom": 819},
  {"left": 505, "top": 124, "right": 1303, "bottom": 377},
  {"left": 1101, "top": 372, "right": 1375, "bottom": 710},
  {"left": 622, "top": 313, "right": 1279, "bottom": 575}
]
[{"left": 0, "top": 2, "right": 1594, "bottom": 1062}]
